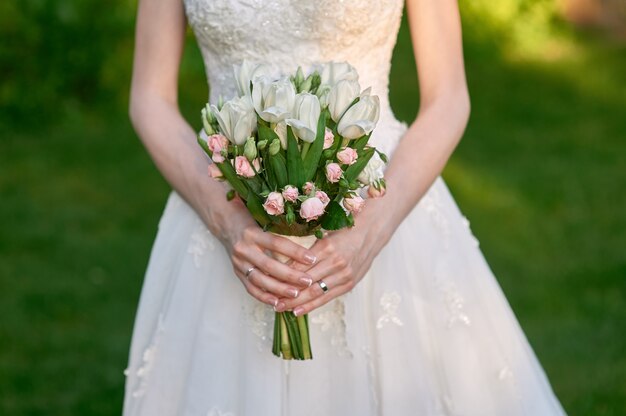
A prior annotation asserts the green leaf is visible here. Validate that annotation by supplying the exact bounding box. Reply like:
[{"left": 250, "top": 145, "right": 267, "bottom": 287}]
[
  {"left": 270, "top": 153, "right": 289, "bottom": 188},
  {"left": 351, "top": 133, "right": 371, "bottom": 152},
  {"left": 216, "top": 161, "right": 249, "bottom": 199},
  {"left": 320, "top": 200, "right": 350, "bottom": 231},
  {"left": 258, "top": 124, "right": 280, "bottom": 142},
  {"left": 246, "top": 193, "right": 271, "bottom": 227},
  {"left": 286, "top": 126, "right": 305, "bottom": 187},
  {"left": 197, "top": 134, "right": 210, "bottom": 155},
  {"left": 344, "top": 148, "right": 375, "bottom": 182},
  {"left": 302, "top": 111, "right": 327, "bottom": 181}
]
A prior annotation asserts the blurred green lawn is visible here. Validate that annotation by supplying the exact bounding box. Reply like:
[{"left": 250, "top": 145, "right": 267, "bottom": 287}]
[{"left": 1, "top": 2, "right": 625, "bottom": 415}]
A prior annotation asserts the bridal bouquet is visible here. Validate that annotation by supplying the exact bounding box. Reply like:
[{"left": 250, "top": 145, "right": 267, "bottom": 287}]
[{"left": 198, "top": 61, "right": 387, "bottom": 360}]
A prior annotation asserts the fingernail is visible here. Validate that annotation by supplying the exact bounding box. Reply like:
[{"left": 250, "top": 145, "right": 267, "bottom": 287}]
[
  {"left": 293, "top": 306, "right": 305, "bottom": 317},
  {"left": 304, "top": 254, "right": 317, "bottom": 265},
  {"left": 299, "top": 277, "right": 313, "bottom": 287},
  {"left": 273, "top": 302, "right": 286, "bottom": 312},
  {"left": 286, "top": 288, "right": 299, "bottom": 298},
  {"left": 272, "top": 298, "right": 279, "bottom": 307}
]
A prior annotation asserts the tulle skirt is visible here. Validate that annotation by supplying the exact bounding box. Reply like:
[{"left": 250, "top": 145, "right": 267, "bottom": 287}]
[{"left": 123, "top": 122, "right": 566, "bottom": 416}]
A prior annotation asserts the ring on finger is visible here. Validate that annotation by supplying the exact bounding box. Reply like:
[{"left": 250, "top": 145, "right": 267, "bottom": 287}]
[
  {"left": 318, "top": 280, "right": 329, "bottom": 293},
  {"left": 245, "top": 266, "right": 256, "bottom": 280}
]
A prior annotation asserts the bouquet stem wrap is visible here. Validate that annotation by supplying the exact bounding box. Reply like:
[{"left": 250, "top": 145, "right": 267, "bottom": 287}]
[{"left": 270, "top": 233, "right": 317, "bottom": 360}]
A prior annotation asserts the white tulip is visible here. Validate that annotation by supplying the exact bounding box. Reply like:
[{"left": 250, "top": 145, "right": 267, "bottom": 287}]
[
  {"left": 211, "top": 95, "right": 257, "bottom": 145},
  {"left": 318, "top": 61, "right": 359, "bottom": 87},
  {"left": 357, "top": 153, "right": 385, "bottom": 185},
  {"left": 285, "top": 93, "right": 321, "bottom": 143},
  {"left": 251, "top": 76, "right": 296, "bottom": 123},
  {"left": 337, "top": 93, "right": 380, "bottom": 139},
  {"left": 274, "top": 121, "right": 288, "bottom": 149},
  {"left": 328, "top": 79, "right": 361, "bottom": 122},
  {"left": 233, "top": 60, "right": 272, "bottom": 97}
]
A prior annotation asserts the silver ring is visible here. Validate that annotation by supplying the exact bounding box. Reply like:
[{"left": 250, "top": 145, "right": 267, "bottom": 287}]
[
  {"left": 245, "top": 266, "right": 256, "bottom": 280},
  {"left": 318, "top": 280, "right": 329, "bottom": 293}
]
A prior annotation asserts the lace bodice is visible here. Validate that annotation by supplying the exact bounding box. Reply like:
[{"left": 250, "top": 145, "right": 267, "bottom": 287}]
[{"left": 184, "top": 0, "right": 406, "bottom": 147}]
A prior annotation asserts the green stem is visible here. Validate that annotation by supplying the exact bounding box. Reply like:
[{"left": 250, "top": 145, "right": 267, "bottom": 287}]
[
  {"left": 279, "top": 313, "right": 293, "bottom": 360},
  {"left": 272, "top": 312, "right": 281, "bottom": 357},
  {"left": 297, "top": 314, "right": 312, "bottom": 360},
  {"left": 301, "top": 141, "right": 311, "bottom": 159},
  {"left": 284, "top": 312, "right": 303, "bottom": 359}
]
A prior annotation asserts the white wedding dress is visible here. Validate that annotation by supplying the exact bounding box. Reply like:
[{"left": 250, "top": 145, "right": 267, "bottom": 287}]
[{"left": 123, "top": 1, "right": 567, "bottom": 415}]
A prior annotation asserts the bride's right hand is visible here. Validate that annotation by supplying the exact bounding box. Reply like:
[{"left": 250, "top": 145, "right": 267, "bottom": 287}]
[{"left": 218, "top": 200, "right": 317, "bottom": 309}]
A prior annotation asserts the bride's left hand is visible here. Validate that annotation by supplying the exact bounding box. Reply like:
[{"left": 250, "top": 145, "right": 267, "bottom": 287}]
[{"left": 275, "top": 213, "right": 386, "bottom": 316}]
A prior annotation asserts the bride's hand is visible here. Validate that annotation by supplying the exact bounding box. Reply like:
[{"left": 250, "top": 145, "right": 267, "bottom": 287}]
[
  {"left": 219, "top": 199, "right": 317, "bottom": 309},
  {"left": 275, "top": 214, "right": 384, "bottom": 316}
]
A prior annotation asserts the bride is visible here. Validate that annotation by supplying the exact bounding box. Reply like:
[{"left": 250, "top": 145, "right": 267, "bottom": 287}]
[{"left": 123, "top": 0, "right": 567, "bottom": 415}]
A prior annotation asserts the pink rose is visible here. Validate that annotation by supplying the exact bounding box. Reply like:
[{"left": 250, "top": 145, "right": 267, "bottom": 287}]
[
  {"left": 323, "top": 128, "right": 334, "bottom": 150},
  {"left": 368, "top": 184, "right": 386, "bottom": 198},
  {"left": 282, "top": 185, "right": 299, "bottom": 203},
  {"left": 234, "top": 156, "right": 256, "bottom": 178},
  {"left": 300, "top": 197, "right": 325, "bottom": 222},
  {"left": 315, "top": 190, "right": 330, "bottom": 207},
  {"left": 325, "top": 163, "right": 343, "bottom": 183},
  {"left": 336, "top": 147, "right": 358, "bottom": 165},
  {"left": 303, "top": 181, "right": 315, "bottom": 195},
  {"left": 263, "top": 192, "right": 285, "bottom": 216},
  {"left": 207, "top": 163, "right": 223, "bottom": 178},
  {"left": 343, "top": 194, "right": 365, "bottom": 214},
  {"left": 207, "top": 133, "right": 229, "bottom": 163}
]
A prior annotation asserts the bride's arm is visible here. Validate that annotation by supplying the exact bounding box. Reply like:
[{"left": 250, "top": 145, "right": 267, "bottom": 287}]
[
  {"left": 363, "top": 0, "right": 471, "bottom": 245},
  {"left": 130, "top": 0, "right": 316, "bottom": 306},
  {"left": 278, "top": 0, "right": 470, "bottom": 314}
]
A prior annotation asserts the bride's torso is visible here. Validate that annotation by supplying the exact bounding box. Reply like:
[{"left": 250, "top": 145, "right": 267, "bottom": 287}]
[{"left": 184, "top": 0, "right": 408, "bottom": 153}]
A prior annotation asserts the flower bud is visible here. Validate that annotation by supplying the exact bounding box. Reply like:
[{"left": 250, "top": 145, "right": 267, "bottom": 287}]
[
  {"left": 309, "top": 72, "right": 321, "bottom": 92},
  {"left": 201, "top": 106, "right": 216, "bottom": 135},
  {"left": 295, "top": 66, "right": 305, "bottom": 88},
  {"left": 244, "top": 137, "right": 257, "bottom": 161},
  {"left": 299, "top": 77, "right": 312, "bottom": 92},
  {"left": 269, "top": 139, "right": 281, "bottom": 155},
  {"left": 257, "top": 140, "right": 268, "bottom": 150}
]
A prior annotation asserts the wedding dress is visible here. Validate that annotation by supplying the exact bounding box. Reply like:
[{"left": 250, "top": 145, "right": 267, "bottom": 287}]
[{"left": 123, "top": 1, "right": 567, "bottom": 415}]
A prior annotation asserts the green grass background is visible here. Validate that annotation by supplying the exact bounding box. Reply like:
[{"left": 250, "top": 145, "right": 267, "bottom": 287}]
[{"left": 1, "top": 1, "right": 625, "bottom": 414}]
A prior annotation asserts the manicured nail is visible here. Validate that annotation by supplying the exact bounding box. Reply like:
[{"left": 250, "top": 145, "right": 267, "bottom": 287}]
[
  {"left": 299, "top": 277, "right": 313, "bottom": 287},
  {"left": 286, "top": 288, "right": 299, "bottom": 298},
  {"left": 273, "top": 302, "right": 286, "bottom": 312},
  {"left": 304, "top": 254, "right": 317, "bottom": 265},
  {"left": 293, "top": 306, "right": 305, "bottom": 317}
]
